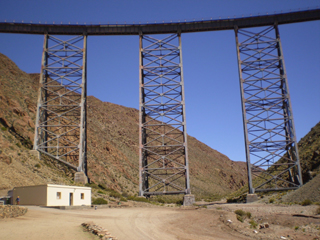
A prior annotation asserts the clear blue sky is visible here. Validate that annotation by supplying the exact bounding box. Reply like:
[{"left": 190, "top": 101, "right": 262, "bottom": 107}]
[{"left": 0, "top": 0, "right": 319, "bottom": 162}]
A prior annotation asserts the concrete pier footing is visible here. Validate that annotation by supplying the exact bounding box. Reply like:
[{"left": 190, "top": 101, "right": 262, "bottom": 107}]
[
  {"left": 183, "top": 194, "right": 195, "bottom": 206},
  {"left": 246, "top": 194, "right": 258, "bottom": 203},
  {"left": 74, "top": 172, "right": 88, "bottom": 184}
]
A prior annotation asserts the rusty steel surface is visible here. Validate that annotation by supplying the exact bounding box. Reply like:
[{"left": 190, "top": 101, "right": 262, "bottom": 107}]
[
  {"left": 33, "top": 35, "right": 87, "bottom": 174},
  {"left": 139, "top": 33, "right": 190, "bottom": 196},
  {"left": 235, "top": 25, "right": 302, "bottom": 193},
  {"left": 0, "top": 9, "right": 319, "bottom": 35}
]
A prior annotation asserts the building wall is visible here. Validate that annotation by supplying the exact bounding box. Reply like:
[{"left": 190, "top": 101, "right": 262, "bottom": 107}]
[
  {"left": 12, "top": 185, "right": 91, "bottom": 206},
  {"left": 13, "top": 185, "right": 47, "bottom": 206},
  {"left": 47, "top": 185, "right": 91, "bottom": 206}
]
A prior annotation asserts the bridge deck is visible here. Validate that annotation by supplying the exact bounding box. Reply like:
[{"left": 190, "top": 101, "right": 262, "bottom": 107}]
[{"left": 0, "top": 9, "right": 319, "bottom": 35}]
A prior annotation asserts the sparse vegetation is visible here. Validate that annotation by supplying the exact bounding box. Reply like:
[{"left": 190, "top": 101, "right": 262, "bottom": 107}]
[
  {"left": 236, "top": 214, "right": 244, "bottom": 222},
  {"left": 1, "top": 126, "right": 7, "bottom": 131},
  {"left": 203, "top": 194, "right": 222, "bottom": 202},
  {"left": 149, "top": 195, "right": 184, "bottom": 205},
  {"left": 235, "top": 209, "right": 252, "bottom": 223},
  {"left": 85, "top": 183, "right": 100, "bottom": 189},
  {"left": 156, "top": 197, "right": 165, "bottom": 204},
  {"left": 34, "top": 163, "right": 41, "bottom": 168},
  {"left": 108, "top": 190, "right": 122, "bottom": 199},
  {"left": 120, "top": 196, "right": 127, "bottom": 202},
  {"left": 234, "top": 209, "right": 246, "bottom": 216},
  {"left": 98, "top": 183, "right": 107, "bottom": 190},
  {"left": 176, "top": 199, "right": 183, "bottom": 205},
  {"left": 127, "top": 196, "right": 150, "bottom": 203},
  {"left": 249, "top": 219, "right": 258, "bottom": 229},
  {"left": 294, "top": 226, "right": 299, "bottom": 230},
  {"left": 22, "top": 138, "right": 33, "bottom": 149},
  {"left": 269, "top": 198, "right": 275, "bottom": 203},
  {"left": 226, "top": 198, "right": 233, "bottom": 203},
  {"left": 92, "top": 197, "right": 108, "bottom": 205},
  {"left": 301, "top": 199, "right": 312, "bottom": 206},
  {"left": 226, "top": 194, "right": 247, "bottom": 203}
]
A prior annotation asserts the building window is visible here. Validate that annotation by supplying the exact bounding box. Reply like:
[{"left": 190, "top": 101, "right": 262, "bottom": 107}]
[
  {"left": 81, "top": 193, "right": 84, "bottom": 199},
  {"left": 57, "top": 192, "right": 61, "bottom": 199}
]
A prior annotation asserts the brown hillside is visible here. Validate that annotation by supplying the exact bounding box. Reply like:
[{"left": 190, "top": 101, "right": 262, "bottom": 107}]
[
  {"left": 0, "top": 52, "right": 247, "bottom": 198},
  {"left": 297, "top": 121, "right": 320, "bottom": 183}
]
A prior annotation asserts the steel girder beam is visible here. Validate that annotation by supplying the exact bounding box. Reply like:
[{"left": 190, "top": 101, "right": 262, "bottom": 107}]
[
  {"left": 235, "top": 25, "right": 303, "bottom": 193},
  {"left": 34, "top": 34, "right": 87, "bottom": 174},
  {"left": 139, "top": 33, "right": 190, "bottom": 196},
  {"left": 0, "top": 9, "right": 319, "bottom": 35}
]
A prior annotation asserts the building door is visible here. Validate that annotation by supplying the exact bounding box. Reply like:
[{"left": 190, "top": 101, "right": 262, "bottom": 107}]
[{"left": 69, "top": 193, "right": 73, "bottom": 206}]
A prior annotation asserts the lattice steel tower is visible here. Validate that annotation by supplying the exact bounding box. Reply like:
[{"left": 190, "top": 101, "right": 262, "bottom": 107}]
[
  {"left": 139, "top": 33, "right": 190, "bottom": 196},
  {"left": 34, "top": 34, "right": 87, "bottom": 177},
  {"left": 235, "top": 25, "right": 303, "bottom": 193}
]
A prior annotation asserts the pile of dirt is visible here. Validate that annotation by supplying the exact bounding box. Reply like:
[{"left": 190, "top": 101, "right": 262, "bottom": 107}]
[
  {"left": 282, "top": 173, "right": 320, "bottom": 203},
  {"left": 0, "top": 205, "right": 28, "bottom": 218}
]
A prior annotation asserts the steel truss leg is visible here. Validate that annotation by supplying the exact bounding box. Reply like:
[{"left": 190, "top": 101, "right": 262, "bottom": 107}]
[
  {"left": 34, "top": 34, "right": 87, "bottom": 174},
  {"left": 139, "top": 33, "right": 190, "bottom": 196},
  {"left": 235, "top": 25, "right": 303, "bottom": 193}
]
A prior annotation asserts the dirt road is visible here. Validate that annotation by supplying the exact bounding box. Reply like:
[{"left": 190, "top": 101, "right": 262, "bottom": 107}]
[
  {"left": 0, "top": 205, "right": 248, "bottom": 240},
  {"left": 1, "top": 203, "right": 319, "bottom": 240}
]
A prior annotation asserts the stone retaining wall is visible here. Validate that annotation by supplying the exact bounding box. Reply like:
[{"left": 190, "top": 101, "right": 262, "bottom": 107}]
[{"left": 0, "top": 205, "right": 28, "bottom": 219}]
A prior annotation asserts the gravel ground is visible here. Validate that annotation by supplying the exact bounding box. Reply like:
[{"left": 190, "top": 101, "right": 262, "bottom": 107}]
[{"left": 0, "top": 202, "right": 319, "bottom": 240}]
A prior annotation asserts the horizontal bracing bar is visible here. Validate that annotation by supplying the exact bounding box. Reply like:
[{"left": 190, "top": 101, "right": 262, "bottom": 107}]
[
  {"left": 37, "top": 149, "right": 78, "bottom": 170},
  {"left": 255, "top": 187, "right": 299, "bottom": 192},
  {"left": 143, "top": 191, "right": 186, "bottom": 195},
  {"left": 1, "top": 9, "right": 319, "bottom": 35}
]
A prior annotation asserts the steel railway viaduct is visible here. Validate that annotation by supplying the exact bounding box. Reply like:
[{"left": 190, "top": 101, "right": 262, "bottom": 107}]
[{"left": 1, "top": 9, "right": 319, "bottom": 200}]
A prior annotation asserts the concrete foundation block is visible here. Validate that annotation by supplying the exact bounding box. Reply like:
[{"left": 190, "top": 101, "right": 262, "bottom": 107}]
[
  {"left": 74, "top": 172, "right": 88, "bottom": 184},
  {"left": 246, "top": 194, "right": 258, "bottom": 203},
  {"left": 183, "top": 194, "right": 195, "bottom": 206},
  {"left": 29, "top": 150, "right": 40, "bottom": 159}
]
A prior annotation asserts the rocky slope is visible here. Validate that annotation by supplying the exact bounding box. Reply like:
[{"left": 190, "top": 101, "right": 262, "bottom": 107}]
[
  {"left": 0, "top": 52, "right": 248, "bottom": 199},
  {"left": 297, "top": 121, "right": 320, "bottom": 183},
  {"left": 279, "top": 121, "right": 320, "bottom": 203},
  {"left": 282, "top": 173, "right": 320, "bottom": 203}
]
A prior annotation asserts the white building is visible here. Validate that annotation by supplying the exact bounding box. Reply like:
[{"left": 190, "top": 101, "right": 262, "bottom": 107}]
[{"left": 12, "top": 184, "right": 91, "bottom": 206}]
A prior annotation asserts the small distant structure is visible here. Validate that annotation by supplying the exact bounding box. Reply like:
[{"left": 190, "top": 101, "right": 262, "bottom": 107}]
[{"left": 12, "top": 184, "right": 91, "bottom": 207}]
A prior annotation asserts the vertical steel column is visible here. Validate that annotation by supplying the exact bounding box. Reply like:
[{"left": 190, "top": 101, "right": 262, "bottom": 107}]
[
  {"left": 34, "top": 34, "right": 48, "bottom": 152},
  {"left": 235, "top": 27, "right": 253, "bottom": 193},
  {"left": 139, "top": 32, "right": 146, "bottom": 196},
  {"left": 139, "top": 33, "right": 190, "bottom": 196},
  {"left": 178, "top": 33, "right": 191, "bottom": 194},
  {"left": 78, "top": 35, "right": 87, "bottom": 173},
  {"left": 34, "top": 34, "right": 87, "bottom": 173},
  {"left": 235, "top": 25, "right": 303, "bottom": 193}
]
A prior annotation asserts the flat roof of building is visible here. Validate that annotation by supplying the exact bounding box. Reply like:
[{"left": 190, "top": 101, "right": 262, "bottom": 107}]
[{"left": 13, "top": 184, "right": 91, "bottom": 190}]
